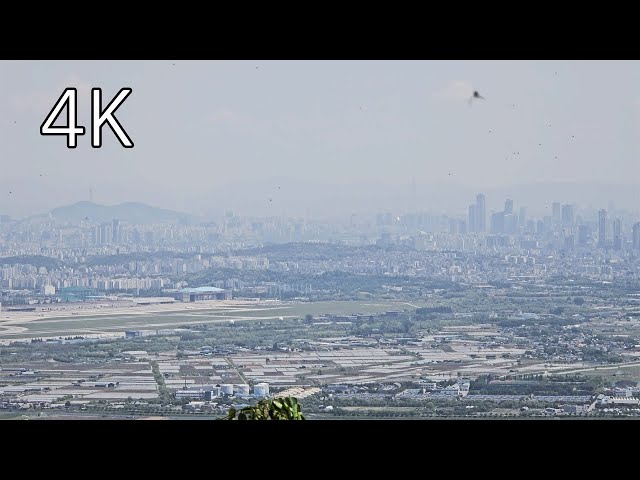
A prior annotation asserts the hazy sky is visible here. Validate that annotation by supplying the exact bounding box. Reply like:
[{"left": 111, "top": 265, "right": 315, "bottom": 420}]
[{"left": 2, "top": 60, "right": 640, "bottom": 218}]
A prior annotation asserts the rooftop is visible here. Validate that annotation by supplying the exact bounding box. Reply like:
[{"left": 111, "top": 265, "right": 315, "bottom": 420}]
[{"left": 180, "top": 287, "right": 225, "bottom": 293}]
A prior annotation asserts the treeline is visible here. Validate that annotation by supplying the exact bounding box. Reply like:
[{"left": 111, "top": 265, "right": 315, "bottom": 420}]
[
  {"left": 83, "top": 251, "right": 195, "bottom": 267},
  {"left": 0, "top": 255, "right": 63, "bottom": 270},
  {"left": 238, "top": 242, "right": 382, "bottom": 262}
]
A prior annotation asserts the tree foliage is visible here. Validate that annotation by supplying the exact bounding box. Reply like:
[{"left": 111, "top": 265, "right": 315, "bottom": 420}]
[{"left": 227, "top": 397, "right": 305, "bottom": 420}]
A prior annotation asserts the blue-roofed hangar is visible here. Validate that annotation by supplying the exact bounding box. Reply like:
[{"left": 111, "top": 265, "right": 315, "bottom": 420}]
[{"left": 176, "top": 286, "right": 232, "bottom": 302}]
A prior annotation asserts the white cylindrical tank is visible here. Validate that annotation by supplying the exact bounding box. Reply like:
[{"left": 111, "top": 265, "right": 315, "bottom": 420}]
[
  {"left": 221, "top": 384, "right": 234, "bottom": 395},
  {"left": 235, "top": 384, "right": 250, "bottom": 396},
  {"left": 254, "top": 383, "right": 269, "bottom": 397}
]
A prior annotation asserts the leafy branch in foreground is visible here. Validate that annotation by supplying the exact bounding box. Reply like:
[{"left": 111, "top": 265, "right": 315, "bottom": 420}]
[{"left": 227, "top": 397, "right": 305, "bottom": 420}]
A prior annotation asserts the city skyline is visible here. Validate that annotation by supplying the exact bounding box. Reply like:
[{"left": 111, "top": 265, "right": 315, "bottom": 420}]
[{"left": 3, "top": 60, "right": 640, "bottom": 217}]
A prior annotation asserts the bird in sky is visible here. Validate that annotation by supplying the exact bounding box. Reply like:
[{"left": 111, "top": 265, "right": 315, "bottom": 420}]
[{"left": 469, "top": 90, "right": 485, "bottom": 105}]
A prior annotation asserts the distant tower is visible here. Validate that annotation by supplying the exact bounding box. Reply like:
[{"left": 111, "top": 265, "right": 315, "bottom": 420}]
[
  {"left": 476, "top": 194, "right": 486, "bottom": 233},
  {"left": 519, "top": 206, "right": 527, "bottom": 228},
  {"left": 468, "top": 204, "right": 477, "bottom": 233},
  {"left": 89, "top": 187, "right": 93, "bottom": 203},
  {"left": 552, "top": 202, "right": 561, "bottom": 224},
  {"left": 490, "top": 211, "right": 505, "bottom": 234},
  {"left": 112, "top": 219, "right": 121, "bottom": 243},
  {"left": 598, "top": 209, "right": 607, "bottom": 247},
  {"left": 613, "top": 218, "right": 622, "bottom": 251},
  {"left": 504, "top": 199, "right": 514, "bottom": 215},
  {"left": 561, "top": 204, "right": 574, "bottom": 228},
  {"left": 577, "top": 225, "right": 590, "bottom": 246},
  {"left": 633, "top": 223, "right": 640, "bottom": 250}
]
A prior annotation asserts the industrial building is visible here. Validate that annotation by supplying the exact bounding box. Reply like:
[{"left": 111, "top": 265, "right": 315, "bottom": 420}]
[
  {"left": 175, "top": 385, "right": 219, "bottom": 401},
  {"left": 176, "top": 286, "right": 232, "bottom": 302}
]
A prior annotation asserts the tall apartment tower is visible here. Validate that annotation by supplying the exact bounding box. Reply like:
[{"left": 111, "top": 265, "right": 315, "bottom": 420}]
[
  {"left": 561, "top": 204, "right": 574, "bottom": 228},
  {"left": 633, "top": 222, "right": 640, "bottom": 250},
  {"left": 476, "top": 194, "right": 486, "bottom": 233},
  {"left": 613, "top": 218, "right": 622, "bottom": 251},
  {"left": 504, "top": 198, "right": 514, "bottom": 215},
  {"left": 112, "top": 219, "right": 121, "bottom": 243},
  {"left": 552, "top": 202, "right": 561, "bottom": 224},
  {"left": 598, "top": 209, "right": 607, "bottom": 247},
  {"left": 468, "top": 204, "right": 477, "bottom": 233},
  {"left": 519, "top": 206, "right": 527, "bottom": 228}
]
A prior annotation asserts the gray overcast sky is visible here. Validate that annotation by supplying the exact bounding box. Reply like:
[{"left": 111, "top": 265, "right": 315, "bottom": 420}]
[{"left": 1, "top": 60, "right": 640, "bottom": 218}]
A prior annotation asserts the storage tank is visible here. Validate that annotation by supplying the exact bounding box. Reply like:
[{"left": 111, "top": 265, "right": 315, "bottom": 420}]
[
  {"left": 221, "top": 384, "right": 234, "bottom": 395},
  {"left": 235, "top": 384, "right": 250, "bottom": 396},
  {"left": 253, "top": 383, "right": 270, "bottom": 398}
]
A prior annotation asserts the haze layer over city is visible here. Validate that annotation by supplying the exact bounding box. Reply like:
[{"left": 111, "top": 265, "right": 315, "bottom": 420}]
[
  {"left": 2, "top": 60, "right": 640, "bottom": 420},
  {"left": 2, "top": 60, "right": 640, "bottom": 219}
]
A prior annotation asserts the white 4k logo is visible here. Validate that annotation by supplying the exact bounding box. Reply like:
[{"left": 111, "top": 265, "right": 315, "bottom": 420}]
[{"left": 40, "top": 88, "right": 134, "bottom": 148}]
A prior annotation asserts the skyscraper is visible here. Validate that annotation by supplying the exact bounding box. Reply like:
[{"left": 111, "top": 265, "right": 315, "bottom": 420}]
[
  {"left": 504, "top": 213, "right": 517, "bottom": 235},
  {"left": 476, "top": 194, "right": 486, "bottom": 233},
  {"left": 100, "top": 223, "right": 112, "bottom": 245},
  {"left": 561, "top": 204, "right": 574, "bottom": 228},
  {"left": 633, "top": 223, "right": 640, "bottom": 250},
  {"left": 468, "top": 204, "right": 477, "bottom": 233},
  {"left": 112, "top": 219, "right": 120, "bottom": 243},
  {"left": 490, "top": 211, "right": 504, "bottom": 234},
  {"left": 613, "top": 218, "right": 622, "bottom": 251},
  {"left": 552, "top": 202, "right": 561, "bottom": 224},
  {"left": 598, "top": 209, "right": 607, "bottom": 247},
  {"left": 504, "top": 199, "right": 514, "bottom": 215},
  {"left": 519, "top": 206, "right": 527, "bottom": 228},
  {"left": 526, "top": 219, "right": 535, "bottom": 234},
  {"left": 577, "top": 224, "right": 590, "bottom": 246}
]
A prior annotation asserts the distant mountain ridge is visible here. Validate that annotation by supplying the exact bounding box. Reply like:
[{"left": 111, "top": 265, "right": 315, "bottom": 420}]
[{"left": 44, "top": 201, "right": 200, "bottom": 224}]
